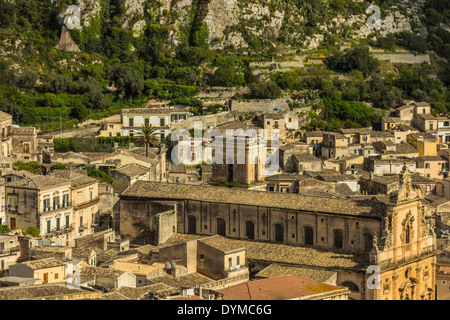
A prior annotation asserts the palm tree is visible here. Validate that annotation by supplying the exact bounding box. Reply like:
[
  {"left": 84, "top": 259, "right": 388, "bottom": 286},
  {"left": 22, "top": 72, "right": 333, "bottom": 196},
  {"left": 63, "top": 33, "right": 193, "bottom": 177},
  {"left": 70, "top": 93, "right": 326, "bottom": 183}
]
[{"left": 138, "top": 124, "right": 160, "bottom": 157}]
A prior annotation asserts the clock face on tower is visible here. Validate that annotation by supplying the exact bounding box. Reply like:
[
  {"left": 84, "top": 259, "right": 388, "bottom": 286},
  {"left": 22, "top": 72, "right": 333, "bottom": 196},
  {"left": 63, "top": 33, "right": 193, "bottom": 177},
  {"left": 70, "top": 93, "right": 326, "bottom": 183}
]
[{"left": 64, "top": 5, "right": 81, "bottom": 30}]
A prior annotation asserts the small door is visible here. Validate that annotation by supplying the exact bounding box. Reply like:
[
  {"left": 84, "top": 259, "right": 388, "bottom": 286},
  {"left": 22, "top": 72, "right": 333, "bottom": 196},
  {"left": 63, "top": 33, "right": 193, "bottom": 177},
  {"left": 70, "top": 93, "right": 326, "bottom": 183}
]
[
  {"left": 187, "top": 215, "right": 196, "bottom": 234},
  {"left": 10, "top": 218, "right": 16, "bottom": 230},
  {"left": 43, "top": 273, "right": 48, "bottom": 283}
]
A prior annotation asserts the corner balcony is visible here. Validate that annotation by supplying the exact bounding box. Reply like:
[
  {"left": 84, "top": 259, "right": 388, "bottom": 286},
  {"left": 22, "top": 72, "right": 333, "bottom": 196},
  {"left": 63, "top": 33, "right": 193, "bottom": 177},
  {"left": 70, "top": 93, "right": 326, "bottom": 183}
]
[
  {"left": 73, "top": 198, "right": 100, "bottom": 211},
  {"left": 43, "top": 223, "right": 75, "bottom": 238},
  {"left": 78, "top": 223, "right": 89, "bottom": 232}
]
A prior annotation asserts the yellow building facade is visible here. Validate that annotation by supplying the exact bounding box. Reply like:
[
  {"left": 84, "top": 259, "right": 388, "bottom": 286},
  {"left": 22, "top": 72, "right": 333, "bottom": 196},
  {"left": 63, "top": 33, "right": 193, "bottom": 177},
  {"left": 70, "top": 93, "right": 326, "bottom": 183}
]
[{"left": 367, "top": 168, "right": 436, "bottom": 300}]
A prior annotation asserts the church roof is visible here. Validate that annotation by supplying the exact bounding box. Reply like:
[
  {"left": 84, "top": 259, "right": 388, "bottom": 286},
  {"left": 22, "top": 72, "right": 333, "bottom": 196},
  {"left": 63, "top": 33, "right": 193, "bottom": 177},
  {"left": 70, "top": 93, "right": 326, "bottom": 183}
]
[{"left": 121, "top": 181, "right": 383, "bottom": 217}]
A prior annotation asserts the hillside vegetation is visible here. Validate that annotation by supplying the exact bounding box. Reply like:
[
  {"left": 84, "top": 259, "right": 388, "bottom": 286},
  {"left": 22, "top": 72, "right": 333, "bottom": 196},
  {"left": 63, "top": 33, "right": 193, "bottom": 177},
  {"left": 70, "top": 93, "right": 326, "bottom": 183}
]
[{"left": 0, "top": 0, "right": 448, "bottom": 132}]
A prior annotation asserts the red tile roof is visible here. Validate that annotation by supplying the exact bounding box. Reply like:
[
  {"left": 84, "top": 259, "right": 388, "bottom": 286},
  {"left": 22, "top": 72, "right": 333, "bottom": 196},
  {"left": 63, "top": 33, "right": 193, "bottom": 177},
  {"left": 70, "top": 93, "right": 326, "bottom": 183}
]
[{"left": 218, "top": 275, "right": 343, "bottom": 300}]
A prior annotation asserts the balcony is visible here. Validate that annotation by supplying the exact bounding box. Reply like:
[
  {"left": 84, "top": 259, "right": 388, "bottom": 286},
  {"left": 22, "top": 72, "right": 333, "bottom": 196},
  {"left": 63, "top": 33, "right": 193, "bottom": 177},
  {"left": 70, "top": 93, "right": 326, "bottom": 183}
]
[
  {"left": 79, "top": 224, "right": 89, "bottom": 232},
  {"left": 44, "top": 224, "right": 75, "bottom": 238},
  {"left": 7, "top": 205, "right": 17, "bottom": 213},
  {"left": 0, "top": 247, "right": 20, "bottom": 255},
  {"left": 73, "top": 198, "right": 100, "bottom": 210},
  {"left": 41, "top": 204, "right": 72, "bottom": 215}
]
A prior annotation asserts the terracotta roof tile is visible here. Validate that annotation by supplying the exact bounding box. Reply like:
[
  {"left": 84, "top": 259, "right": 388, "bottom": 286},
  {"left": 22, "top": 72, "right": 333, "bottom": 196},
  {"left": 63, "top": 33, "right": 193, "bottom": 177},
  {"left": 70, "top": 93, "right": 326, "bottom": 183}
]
[{"left": 121, "top": 181, "right": 380, "bottom": 216}]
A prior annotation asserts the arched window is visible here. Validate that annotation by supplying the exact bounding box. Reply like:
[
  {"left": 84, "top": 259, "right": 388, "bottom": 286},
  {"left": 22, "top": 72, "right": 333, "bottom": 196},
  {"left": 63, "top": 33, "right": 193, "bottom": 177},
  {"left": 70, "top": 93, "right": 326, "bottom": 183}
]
[
  {"left": 333, "top": 229, "right": 343, "bottom": 249},
  {"left": 216, "top": 218, "right": 226, "bottom": 236},
  {"left": 274, "top": 224, "right": 284, "bottom": 242},
  {"left": 304, "top": 226, "right": 314, "bottom": 246},
  {"left": 341, "top": 281, "right": 359, "bottom": 292},
  {"left": 363, "top": 233, "right": 373, "bottom": 252},
  {"left": 245, "top": 221, "right": 255, "bottom": 240}
]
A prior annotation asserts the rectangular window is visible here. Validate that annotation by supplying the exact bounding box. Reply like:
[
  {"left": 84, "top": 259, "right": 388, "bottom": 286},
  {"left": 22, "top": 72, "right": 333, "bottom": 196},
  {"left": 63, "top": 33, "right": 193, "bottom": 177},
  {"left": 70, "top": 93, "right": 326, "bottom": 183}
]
[
  {"left": 47, "top": 220, "right": 51, "bottom": 234},
  {"left": 43, "top": 198, "right": 50, "bottom": 212},
  {"left": 9, "top": 197, "right": 17, "bottom": 210},
  {"left": 63, "top": 194, "right": 69, "bottom": 207},
  {"left": 90, "top": 190, "right": 93, "bottom": 201},
  {"left": 0, "top": 242, "right": 4, "bottom": 250},
  {"left": 109, "top": 125, "right": 114, "bottom": 129},
  {"left": 56, "top": 217, "right": 60, "bottom": 231},
  {"left": 53, "top": 195, "right": 60, "bottom": 210},
  {"left": 237, "top": 256, "right": 240, "bottom": 266},
  {"left": 425, "top": 163, "right": 430, "bottom": 169},
  {"left": 160, "top": 118, "right": 165, "bottom": 126},
  {"left": 145, "top": 118, "right": 149, "bottom": 126},
  {"left": 129, "top": 118, "right": 134, "bottom": 127},
  {"left": 66, "top": 215, "right": 70, "bottom": 228},
  {"left": 228, "top": 257, "right": 232, "bottom": 269}
]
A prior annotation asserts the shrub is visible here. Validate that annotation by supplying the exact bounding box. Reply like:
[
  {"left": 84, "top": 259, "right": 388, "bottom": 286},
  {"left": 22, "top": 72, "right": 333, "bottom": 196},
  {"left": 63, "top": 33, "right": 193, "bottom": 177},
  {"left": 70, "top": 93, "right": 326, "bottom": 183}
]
[
  {"left": 23, "top": 226, "right": 40, "bottom": 237},
  {"left": 0, "top": 225, "right": 10, "bottom": 234},
  {"left": 14, "top": 161, "right": 41, "bottom": 174}
]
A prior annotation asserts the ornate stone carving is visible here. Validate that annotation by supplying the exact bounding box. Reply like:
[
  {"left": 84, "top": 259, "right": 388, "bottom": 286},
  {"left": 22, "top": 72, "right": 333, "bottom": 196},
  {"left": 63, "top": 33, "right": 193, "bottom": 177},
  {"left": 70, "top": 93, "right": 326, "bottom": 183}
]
[
  {"left": 372, "top": 235, "right": 379, "bottom": 253},
  {"left": 382, "top": 215, "right": 393, "bottom": 249},
  {"left": 395, "top": 166, "right": 423, "bottom": 203}
]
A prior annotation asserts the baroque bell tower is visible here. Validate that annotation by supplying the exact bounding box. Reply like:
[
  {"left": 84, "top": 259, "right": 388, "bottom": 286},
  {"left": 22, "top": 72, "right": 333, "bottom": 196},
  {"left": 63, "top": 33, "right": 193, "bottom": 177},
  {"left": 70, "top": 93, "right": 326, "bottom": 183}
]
[{"left": 368, "top": 166, "right": 436, "bottom": 300}]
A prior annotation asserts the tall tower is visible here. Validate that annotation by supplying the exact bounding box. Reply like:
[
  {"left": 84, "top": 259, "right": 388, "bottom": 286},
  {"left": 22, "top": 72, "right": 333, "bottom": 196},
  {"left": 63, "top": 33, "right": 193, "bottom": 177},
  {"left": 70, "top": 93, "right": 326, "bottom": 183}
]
[{"left": 367, "top": 166, "right": 436, "bottom": 300}]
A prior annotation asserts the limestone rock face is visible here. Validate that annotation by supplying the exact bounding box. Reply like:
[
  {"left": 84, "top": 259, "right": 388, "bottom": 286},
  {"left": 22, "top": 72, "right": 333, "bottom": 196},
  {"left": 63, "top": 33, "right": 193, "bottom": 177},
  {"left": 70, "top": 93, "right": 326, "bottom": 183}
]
[
  {"left": 75, "top": 0, "right": 102, "bottom": 28},
  {"left": 67, "top": 0, "right": 427, "bottom": 50}
]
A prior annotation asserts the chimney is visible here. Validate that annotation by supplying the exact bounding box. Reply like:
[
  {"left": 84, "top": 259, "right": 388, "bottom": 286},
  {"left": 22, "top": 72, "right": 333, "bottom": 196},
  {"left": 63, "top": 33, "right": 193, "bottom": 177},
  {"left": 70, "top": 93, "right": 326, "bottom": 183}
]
[{"left": 18, "top": 237, "right": 30, "bottom": 260}]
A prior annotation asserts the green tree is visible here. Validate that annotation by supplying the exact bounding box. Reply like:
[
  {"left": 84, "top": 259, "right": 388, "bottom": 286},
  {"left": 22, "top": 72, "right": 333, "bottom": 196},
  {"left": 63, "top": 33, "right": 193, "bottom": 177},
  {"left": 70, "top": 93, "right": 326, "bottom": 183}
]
[
  {"left": 325, "top": 47, "right": 380, "bottom": 77},
  {"left": 23, "top": 226, "right": 40, "bottom": 237},
  {"left": 70, "top": 104, "right": 88, "bottom": 120}
]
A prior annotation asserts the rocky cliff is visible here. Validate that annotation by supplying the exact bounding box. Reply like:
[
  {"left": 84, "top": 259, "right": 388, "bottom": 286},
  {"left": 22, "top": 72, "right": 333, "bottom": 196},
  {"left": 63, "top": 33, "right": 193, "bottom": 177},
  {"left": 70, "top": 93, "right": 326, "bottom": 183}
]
[{"left": 71, "top": 0, "right": 426, "bottom": 50}]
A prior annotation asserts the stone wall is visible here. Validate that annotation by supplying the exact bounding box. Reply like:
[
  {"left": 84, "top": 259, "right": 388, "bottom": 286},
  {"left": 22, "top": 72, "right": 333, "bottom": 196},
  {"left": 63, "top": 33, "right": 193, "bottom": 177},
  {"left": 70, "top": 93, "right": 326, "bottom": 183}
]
[
  {"left": 230, "top": 99, "right": 290, "bottom": 113},
  {"left": 120, "top": 196, "right": 382, "bottom": 252},
  {"left": 170, "top": 112, "right": 238, "bottom": 130},
  {"left": 373, "top": 54, "right": 431, "bottom": 64},
  {"left": 155, "top": 210, "right": 177, "bottom": 245}
]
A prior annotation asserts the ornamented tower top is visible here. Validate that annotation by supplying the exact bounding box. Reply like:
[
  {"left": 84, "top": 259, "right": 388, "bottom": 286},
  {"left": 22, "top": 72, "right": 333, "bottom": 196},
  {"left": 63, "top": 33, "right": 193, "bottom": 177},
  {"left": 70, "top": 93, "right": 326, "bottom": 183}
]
[{"left": 392, "top": 164, "right": 423, "bottom": 204}]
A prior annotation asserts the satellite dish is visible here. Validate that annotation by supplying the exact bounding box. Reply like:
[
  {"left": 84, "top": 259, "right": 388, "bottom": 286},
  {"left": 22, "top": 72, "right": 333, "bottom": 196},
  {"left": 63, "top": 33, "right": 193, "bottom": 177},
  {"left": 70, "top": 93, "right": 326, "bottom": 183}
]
[{"left": 165, "top": 262, "right": 171, "bottom": 269}]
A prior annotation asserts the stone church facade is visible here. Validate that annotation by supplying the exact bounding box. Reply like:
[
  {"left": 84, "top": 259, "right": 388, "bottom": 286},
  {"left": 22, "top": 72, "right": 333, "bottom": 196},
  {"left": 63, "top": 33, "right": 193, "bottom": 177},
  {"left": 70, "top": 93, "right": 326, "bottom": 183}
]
[{"left": 119, "top": 167, "right": 436, "bottom": 300}]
